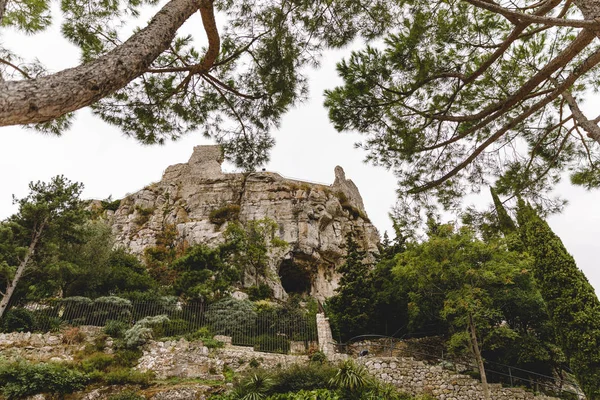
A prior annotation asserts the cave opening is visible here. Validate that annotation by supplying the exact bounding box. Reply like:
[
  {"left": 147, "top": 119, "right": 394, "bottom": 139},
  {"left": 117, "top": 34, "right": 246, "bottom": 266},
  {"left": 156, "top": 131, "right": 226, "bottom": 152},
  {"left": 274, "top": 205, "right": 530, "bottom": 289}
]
[{"left": 279, "top": 258, "right": 312, "bottom": 294}]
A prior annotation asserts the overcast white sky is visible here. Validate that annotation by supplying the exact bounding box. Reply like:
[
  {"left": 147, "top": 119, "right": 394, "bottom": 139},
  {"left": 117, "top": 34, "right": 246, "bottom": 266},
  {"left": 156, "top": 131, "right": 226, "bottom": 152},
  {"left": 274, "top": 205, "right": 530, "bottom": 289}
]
[{"left": 1, "top": 5, "right": 599, "bottom": 294}]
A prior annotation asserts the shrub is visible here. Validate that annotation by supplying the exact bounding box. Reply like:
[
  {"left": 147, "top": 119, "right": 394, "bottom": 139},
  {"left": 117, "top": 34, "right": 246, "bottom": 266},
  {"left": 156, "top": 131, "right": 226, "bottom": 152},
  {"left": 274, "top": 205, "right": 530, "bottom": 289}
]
[
  {"left": 309, "top": 351, "right": 327, "bottom": 364},
  {"left": 247, "top": 284, "right": 274, "bottom": 301},
  {"left": 80, "top": 353, "right": 115, "bottom": 373},
  {"left": 329, "top": 361, "right": 374, "bottom": 400},
  {"left": 134, "top": 205, "right": 155, "bottom": 226},
  {"left": 209, "top": 204, "right": 241, "bottom": 226},
  {"left": 104, "top": 368, "right": 154, "bottom": 387},
  {"left": 269, "top": 363, "right": 337, "bottom": 394},
  {"left": 0, "top": 308, "right": 36, "bottom": 333},
  {"left": 112, "top": 349, "right": 143, "bottom": 368},
  {"left": 123, "top": 315, "right": 169, "bottom": 349},
  {"left": 104, "top": 320, "right": 129, "bottom": 339},
  {"left": 62, "top": 326, "right": 86, "bottom": 344},
  {"left": 101, "top": 197, "right": 122, "bottom": 211},
  {"left": 0, "top": 360, "right": 89, "bottom": 398},
  {"left": 108, "top": 391, "right": 145, "bottom": 400},
  {"left": 267, "top": 389, "right": 340, "bottom": 400}
]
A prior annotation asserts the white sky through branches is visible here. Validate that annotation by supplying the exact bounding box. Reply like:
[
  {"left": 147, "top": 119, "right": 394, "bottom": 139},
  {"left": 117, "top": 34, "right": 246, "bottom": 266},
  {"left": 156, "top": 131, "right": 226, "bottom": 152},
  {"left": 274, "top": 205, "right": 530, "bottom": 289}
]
[{"left": 1, "top": 4, "right": 599, "bottom": 294}]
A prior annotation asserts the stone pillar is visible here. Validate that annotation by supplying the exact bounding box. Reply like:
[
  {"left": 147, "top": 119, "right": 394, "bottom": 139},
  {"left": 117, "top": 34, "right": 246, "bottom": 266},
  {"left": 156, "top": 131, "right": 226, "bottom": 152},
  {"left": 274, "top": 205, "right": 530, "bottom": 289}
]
[{"left": 316, "top": 313, "right": 336, "bottom": 357}]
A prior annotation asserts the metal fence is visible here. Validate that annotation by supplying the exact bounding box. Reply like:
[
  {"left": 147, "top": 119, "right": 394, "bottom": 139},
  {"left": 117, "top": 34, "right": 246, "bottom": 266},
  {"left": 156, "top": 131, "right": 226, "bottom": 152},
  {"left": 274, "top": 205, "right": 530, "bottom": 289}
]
[
  {"left": 337, "top": 336, "right": 582, "bottom": 399},
  {"left": 1, "top": 300, "right": 318, "bottom": 355}
]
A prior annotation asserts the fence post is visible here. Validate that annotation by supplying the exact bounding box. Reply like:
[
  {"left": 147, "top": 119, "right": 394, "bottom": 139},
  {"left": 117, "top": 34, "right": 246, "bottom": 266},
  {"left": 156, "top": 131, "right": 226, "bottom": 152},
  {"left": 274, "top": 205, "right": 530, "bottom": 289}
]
[{"left": 509, "top": 367, "right": 513, "bottom": 387}]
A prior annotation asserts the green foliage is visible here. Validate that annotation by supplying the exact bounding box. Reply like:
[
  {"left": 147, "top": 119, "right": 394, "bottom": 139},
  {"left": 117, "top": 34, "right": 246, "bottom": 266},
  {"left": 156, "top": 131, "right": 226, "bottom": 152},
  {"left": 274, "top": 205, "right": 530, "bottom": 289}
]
[
  {"left": 223, "top": 218, "right": 287, "bottom": 285},
  {"left": 207, "top": 298, "right": 257, "bottom": 337},
  {"left": 133, "top": 205, "right": 154, "bottom": 226},
  {"left": 210, "top": 204, "right": 241, "bottom": 226},
  {"left": 1, "top": 176, "right": 88, "bottom": 305},
  {"left": 0, "top": 308, "right": 36, "bottom": 333},
  {"left": 100, "top": 196, "right": 122, "bottom": 212},
  {"left": 172, "top": 243, "right": 240, "bottom": 302},
  {"left": 309, "top": 351, "right": 327, "bottom": 364},
  {"left": 103, "top": 320, "right": 129, "bottom": 339},
  {"left": 327, "top": 234, "right": 375, "bottom": 341},
  {"left": 323, "top": 0, "right": 598, "bottom": 223},
  {"left": 268, "top": 363, "right": 337, "bottom": 394},
  {"left": 108, "top": 391, "right": 145, "bottom": 400},
  {"left": 0, "top": 359, "right": 89, "bottom": 399},
  {"left": 103, "top": 368, "right": 154, "bottom": 387},
  {"left": 329, "top": 361, "right": 372, "bottom": 400},
  {"left": 247, "top": 284, "right": 274, "bottom": 301},
  {"left": 123, "top": 314, "right": 169, "bottom": 349},
  {"left": 517, "top": 201, "right": 600, "bottom": 399},
  {"left": 266, "top": 389, "right": 340, "bottom": 400}
]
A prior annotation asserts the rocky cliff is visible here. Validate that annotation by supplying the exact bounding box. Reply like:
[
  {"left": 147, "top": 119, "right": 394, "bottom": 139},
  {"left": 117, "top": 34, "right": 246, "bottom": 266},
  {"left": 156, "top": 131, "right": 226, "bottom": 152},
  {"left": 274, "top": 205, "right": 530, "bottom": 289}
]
[{"left": 101, "top": 145, "right": 380, "bottom": 300}]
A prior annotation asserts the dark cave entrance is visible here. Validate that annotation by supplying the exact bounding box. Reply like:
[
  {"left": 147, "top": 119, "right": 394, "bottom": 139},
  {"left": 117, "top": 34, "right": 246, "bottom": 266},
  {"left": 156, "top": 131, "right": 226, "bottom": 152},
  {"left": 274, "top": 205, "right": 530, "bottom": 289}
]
[{"left": 279, "top": 258, "right": 312, "bottom": 295}]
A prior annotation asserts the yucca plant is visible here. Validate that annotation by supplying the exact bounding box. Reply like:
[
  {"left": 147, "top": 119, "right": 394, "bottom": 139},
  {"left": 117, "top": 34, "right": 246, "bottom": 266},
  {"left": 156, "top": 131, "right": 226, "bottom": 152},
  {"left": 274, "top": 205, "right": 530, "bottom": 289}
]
[
  {"left": 329, "top": 360, "right": 373, "bottom": 399},
  {"left": 237, "top": 373, "right": 273, "bottom": 400}
]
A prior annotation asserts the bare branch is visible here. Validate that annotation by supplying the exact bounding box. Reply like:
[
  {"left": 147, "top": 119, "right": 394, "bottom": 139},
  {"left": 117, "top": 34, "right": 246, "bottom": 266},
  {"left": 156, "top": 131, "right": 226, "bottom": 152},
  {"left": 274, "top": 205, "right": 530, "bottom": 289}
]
[{"left": 0, "top": 58, "right": 32, "bottom": 80}]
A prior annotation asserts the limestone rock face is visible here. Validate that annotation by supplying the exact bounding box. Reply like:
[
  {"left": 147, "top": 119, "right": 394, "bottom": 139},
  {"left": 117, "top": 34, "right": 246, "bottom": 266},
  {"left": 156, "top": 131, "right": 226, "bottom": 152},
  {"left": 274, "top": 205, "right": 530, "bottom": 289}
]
[{"left": 105, "top": 145, "right": 380, "bottom": 300}]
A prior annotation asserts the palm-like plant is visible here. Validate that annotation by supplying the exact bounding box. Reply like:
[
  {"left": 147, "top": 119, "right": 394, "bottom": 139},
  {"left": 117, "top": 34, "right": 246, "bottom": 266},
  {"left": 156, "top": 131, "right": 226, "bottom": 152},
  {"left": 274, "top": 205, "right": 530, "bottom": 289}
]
[
  {"left": 329, "top": 360, "right": 372, "bottom": 393},
  {"left": 237, "top": 374, "right": 273, "bottom": 400}
]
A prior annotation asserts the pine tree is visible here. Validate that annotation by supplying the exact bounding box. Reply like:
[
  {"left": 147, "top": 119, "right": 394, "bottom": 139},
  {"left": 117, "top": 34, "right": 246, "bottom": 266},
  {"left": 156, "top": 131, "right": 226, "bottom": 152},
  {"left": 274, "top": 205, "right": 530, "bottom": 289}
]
[{"left": 517, "top": 201, "right": 600, "bottom": 399}]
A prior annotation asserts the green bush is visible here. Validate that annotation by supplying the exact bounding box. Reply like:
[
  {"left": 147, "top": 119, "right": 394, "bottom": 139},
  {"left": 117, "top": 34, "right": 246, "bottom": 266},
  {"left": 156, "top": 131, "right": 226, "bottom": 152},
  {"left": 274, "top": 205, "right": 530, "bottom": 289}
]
[
  {"left": 267, "top": 389, "right": 340, "bottom": 400},
  {"left": 209, "top": 204, "right": 241, "bottom": 226},
  {"left": 104, "top": 320, "right": 129, "bottom": 338},
  {"left": 101, "top": 197, "right": 122, "bottom": 212},
  {"left": 104, "top": 368, "right": 154, "bottom": 387},
  {"left": 0, "top": 360, "right": 89, "bottom": 399},
  {"left": 309, "top": 351, "right": 327, "bottom": 364},
  {"left": 80, "top": 353, "right": 114, "bottom": 373},
  {"left": 1, "top": 308, "right": 36, "bottom": 333},
  {"left": 247, "top": 284, "right": 274, "bottom": 301},
  {"left": 108, "top": 391, "right": 145, "bottom": 400},
  {"left": 112, "top": 349, "right": 143, "bottom": 368},
  {"left": 123, "top": 315, "right": 169, "bottom": 349},
  {"left": 269, "top": 363, "right": 337, "bottom": 394}
]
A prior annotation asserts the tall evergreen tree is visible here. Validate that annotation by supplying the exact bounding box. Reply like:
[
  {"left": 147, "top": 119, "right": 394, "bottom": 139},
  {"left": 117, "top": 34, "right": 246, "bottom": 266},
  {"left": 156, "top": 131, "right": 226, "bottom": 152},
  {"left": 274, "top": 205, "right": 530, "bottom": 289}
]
[
  {"left": 517, "top": 201, "right": 600, "bottom": 399},
  {"left": 328, "top": 233, "right": 375, "bottom": 342}
]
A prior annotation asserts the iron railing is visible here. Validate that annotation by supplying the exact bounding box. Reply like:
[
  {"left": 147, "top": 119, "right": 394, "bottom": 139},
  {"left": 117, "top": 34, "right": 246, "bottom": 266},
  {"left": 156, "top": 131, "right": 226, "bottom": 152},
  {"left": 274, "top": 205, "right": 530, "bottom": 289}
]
[{"left": 1, "top": 300, "right": 318, "bottom": 355}]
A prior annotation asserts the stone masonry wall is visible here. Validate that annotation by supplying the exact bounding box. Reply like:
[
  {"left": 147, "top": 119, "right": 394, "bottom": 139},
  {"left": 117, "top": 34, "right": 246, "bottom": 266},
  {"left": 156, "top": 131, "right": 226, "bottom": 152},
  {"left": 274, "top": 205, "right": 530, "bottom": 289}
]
[
  {"left": 360, "top": 357, "right": 560, "bottom": 400},
  {"left": 0, "top": 331, "right": 564, "bottom": 400}
]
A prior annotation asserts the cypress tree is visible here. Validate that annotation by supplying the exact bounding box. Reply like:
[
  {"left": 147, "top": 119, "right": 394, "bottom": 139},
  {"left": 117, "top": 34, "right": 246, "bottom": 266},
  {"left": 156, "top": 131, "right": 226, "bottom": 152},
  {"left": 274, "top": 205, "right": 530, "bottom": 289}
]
[
  {"left": 490, "top": 187, "right": 517, "bottom": 235},
  {"left": 517, "top": 201, "right": 600, "bottom": 399}
]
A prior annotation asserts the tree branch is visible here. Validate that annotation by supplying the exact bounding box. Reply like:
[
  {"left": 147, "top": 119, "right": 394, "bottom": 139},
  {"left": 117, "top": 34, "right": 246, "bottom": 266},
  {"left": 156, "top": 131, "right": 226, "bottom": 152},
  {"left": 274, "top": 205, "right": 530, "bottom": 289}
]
[
  {"left": 561, "top": 89, "right": 600, "bottom": 143},
  {"left": 0, "top": 0, "right": 201, "bottom": 126},
  {"left": 464, "top": 0, "right": 600, "bottom": 29},
  {"left": 409, "top": 47, "right": 600, "bottom": 193},
  {"left": 0, "top": 58, "right": 33, "bottom": 79},
  {"left": 191, "top": 0, "right": 220, "bottom": 74}
]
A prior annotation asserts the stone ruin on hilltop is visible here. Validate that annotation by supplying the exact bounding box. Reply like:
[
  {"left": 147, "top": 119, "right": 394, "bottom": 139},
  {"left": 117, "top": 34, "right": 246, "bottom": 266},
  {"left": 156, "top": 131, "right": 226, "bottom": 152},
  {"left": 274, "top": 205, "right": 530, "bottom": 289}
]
[{"left": 99, "top": 145, "right": 380, "bottom": 300}]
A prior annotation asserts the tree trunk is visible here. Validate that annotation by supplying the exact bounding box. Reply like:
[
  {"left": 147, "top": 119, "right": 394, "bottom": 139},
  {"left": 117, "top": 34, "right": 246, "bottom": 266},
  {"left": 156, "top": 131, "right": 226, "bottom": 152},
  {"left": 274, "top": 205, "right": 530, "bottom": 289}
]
[
  {"left": 0, "top": 0, "right": 199, "bottom": 126},
  {"left": 0, "top": 220, "right": 46, "bottom": 319},
  {"left": 469, "top": 313, "right": 491, "bottom": 400}
]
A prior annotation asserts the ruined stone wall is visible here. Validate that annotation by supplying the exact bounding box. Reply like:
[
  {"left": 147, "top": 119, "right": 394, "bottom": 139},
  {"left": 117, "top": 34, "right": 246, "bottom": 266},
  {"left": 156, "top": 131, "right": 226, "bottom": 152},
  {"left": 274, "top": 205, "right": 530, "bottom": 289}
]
[{"left": 102, "top": 145, "right": 380, "bottom": 300}]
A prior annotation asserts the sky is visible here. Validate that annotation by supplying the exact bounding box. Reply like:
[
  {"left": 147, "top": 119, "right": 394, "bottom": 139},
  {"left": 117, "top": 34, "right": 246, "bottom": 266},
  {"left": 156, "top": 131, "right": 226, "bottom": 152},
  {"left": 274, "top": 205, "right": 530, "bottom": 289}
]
[{"left": 1, "top": 3, "right": 599, "bottom": 294}]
